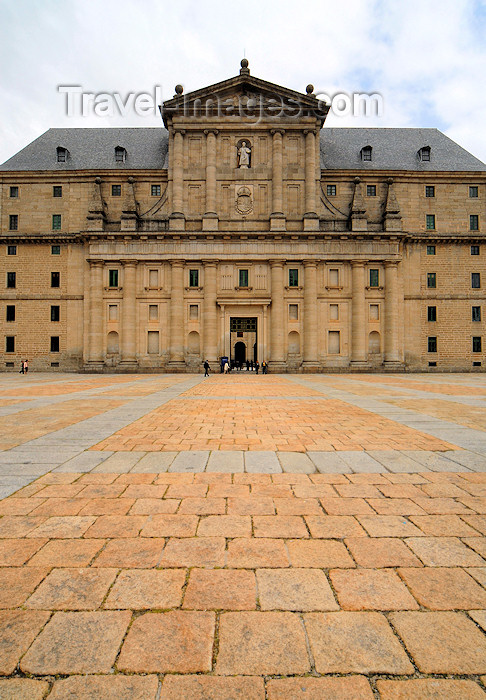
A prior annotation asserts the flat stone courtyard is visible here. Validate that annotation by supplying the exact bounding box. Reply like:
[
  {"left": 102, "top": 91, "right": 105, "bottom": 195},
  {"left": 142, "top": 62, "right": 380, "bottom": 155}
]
[{"left": 1, "top": 372, "right": 486, "bottom": 698}]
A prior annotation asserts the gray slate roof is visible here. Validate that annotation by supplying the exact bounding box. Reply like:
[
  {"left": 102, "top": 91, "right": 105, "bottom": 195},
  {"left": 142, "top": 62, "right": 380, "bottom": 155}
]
[
  {"left": 0, "top": 126, "right": 484, "bottom": 173},
  {"left": 320, "top": 127, "right": 485, "bottom": 171}
]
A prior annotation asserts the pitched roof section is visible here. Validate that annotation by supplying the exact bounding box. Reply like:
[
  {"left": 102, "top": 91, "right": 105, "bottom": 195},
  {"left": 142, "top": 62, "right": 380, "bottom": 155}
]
[
  {"left": 0, "top": 128, "right": 169, "bottom": 172},
  {"left": 320, "top": 127, "right": 485, "bottom": 171}
]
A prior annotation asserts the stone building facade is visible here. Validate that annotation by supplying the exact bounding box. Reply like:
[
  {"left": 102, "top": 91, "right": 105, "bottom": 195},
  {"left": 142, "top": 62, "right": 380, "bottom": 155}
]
[{"left": 0, "top": 61, "right": 485, "bottom": 372}]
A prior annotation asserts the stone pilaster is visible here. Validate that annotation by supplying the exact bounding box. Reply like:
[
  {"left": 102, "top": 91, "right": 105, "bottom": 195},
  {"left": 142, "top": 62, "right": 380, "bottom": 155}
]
[
  {"left": 170, "top": 129, "right": 185, "bottom": 230},
  {"left": 270, "top": 129, "right": 285, "bottom": 230},
  {"left": 169, "top": 260, "right": 185, "bottom": 367},
  {"left": 384, "top": 261, "right": 402, "bottom": 367},
  {"left": 303, "top": 261, "right": 318, "bottom": 367},
  {"left": 86, "top": 260, "right": 104, "bottom": 368},
  {"left": 119, "top": 260, "right": 138, "bottom": 368},
  {"left": 351, "top": 261, "right": 367, "bottom": 366},
  {"left": 203, "top": 130, "right": 218, "bottom": 230},
  {"left": 269, "top": 260, "right": 285, "bottom": 367},
  {"left": 203, "top": 260, "right": 218, "bottom": 362}
]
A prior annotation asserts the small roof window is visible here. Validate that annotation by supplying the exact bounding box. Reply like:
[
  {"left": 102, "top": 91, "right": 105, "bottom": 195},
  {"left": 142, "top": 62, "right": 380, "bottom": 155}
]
[
  {"left": 56, "top": 146, "right": 68, "bottom": 163},
  {"left": 360, "top": 145, "right": 372, "bottom": 162},
  {"left": 418, "top": 146, "right": 431, "bottom": 162},
  {"left": 115, "top": 146, "right": 127, "bottom": 163}
]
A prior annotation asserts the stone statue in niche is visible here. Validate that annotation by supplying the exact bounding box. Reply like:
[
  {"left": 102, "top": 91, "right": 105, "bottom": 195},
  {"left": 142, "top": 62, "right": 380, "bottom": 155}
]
[{"left": 237, "top": 140, "right": 251, "bottom": 168}]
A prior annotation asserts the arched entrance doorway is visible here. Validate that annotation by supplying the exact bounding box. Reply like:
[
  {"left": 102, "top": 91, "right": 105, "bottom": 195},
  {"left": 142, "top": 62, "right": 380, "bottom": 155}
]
[{"left": 234, "top": 341, "right": 246, "bottom": 364}]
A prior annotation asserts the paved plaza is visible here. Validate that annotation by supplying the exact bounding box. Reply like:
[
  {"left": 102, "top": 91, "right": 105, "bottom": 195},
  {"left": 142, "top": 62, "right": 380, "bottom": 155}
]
[{"left": 0, "top": 372, "right": 486, "bottom": 697}]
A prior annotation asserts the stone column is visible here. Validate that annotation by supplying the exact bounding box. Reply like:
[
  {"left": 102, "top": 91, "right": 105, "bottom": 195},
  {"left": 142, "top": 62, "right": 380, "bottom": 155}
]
[
  {"left": 120, "top": 260, "right": 137, "bottom": 366},
  {"left": 87, "top": 260, "right": 104, "bottom": 366},
  {"left": 351, "top": 261, "right": 367, "bottom": 365},
  {"left": 171, "top": 130, "right": 184, "bottom": 216},
  {"left": 303, "top": 261, "right": 318, "bottom": 365},
  {"left": 384, "top": 261, "right": 401, "bottom": 364},
  {"left": 169, "top": 260, "right": 185, "bottom": 364},
  {"left": 304, "top": 129, "right": 317, "bottom": 215},
  {"left": 204, "top": 130, "right": 217, "bottom": 216},
  {"left": 271, "top": 129, "right": 284, "bottom": 219},
  {"left": 270, "top": 260, "right": 285, "bottom": 364},
  {"left": 203, "top": 260, "right": 218, "bottom": 362}
]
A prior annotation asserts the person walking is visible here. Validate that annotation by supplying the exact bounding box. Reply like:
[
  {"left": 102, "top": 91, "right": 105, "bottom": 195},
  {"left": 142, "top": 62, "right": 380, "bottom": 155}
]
[
  {"left": 203, "top": 360, "right": 210, "bottom": 377},
  {"left": 262, "top": 361, "right": 267, "bottom": 374},
  {"left": 255, "top": 361, "right": 260, "bottom": 374},
  {"left": 24, "top": 359, "right": 29, "bottom": 373},
  {"left": 246, "top": 360, "right": 250, "bottom": 371},
  {"left": 19, "top": 360, "right": 24, "bottom": 374}
]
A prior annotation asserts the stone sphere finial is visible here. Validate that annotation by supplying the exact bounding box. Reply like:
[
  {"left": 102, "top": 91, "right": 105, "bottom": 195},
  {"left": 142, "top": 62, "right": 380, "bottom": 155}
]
[
  {"left": 306, "top": 84, "right": 314, "bottom": 95},
  {"left": 174, "top": 84, "right": 184, "bottom": 95},
  {"left": 240, "top": 58, "right": 250, "bottom": 74}
]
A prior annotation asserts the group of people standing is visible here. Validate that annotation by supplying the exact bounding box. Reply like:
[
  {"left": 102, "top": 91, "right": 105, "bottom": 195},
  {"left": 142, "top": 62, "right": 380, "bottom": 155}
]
[{"left": 203, "top": 359, "right": 268, "bottom": 376}]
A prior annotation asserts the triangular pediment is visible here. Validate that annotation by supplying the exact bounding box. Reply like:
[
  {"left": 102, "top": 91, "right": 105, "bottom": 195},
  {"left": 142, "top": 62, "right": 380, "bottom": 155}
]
[{"left": 161, "top": 61, "right": 328, "bottom": 127}]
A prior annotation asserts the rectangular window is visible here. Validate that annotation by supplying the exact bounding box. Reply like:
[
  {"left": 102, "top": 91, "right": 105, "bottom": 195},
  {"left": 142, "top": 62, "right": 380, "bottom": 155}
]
[
  {"left": 5, "top": 336, "right": 14, "bottom": 353},
  {"left": 289, "top": 304, "right": 299, "bottom": 320},
  {"left": 369, "top": 269, "right": 379, "bottom": 287},
  {"left": 151, "top": 184, "right": 161, "bottom": 196},
  {"left": 473, "top": 336, "right": 482, "bottom": 353},
  {"left": 470, "top": 186, "right": 479, "bottom": 198},
  {"left": 50, "top": 336, "right": 60, "bottom": 352},
  {"left": 53, "top": 186, "right": 62, "bottom": 197},
  {"left": 9, "top": 215, "right": 18, "bottom": 231},
  {"left": 9, "top": 186, "right": 18, "bottom": 198},
  {"left": 7, "top": 245, "right": 16, "bottom": 256},
  {"left": 329, "top": 268, "right": 339, "bottom": 287},
  {"left": 288, "top": 269, "right": 299, "bottom": 287},
  {"left": 238, "top": 269, "right": 249, "bottom": 287},
  {"left": 470, "top": 215, "right": 479, "bottom": 231},
  {"left": 7, "top": 272, "right": 16, "bottom": 288},
  {"left": 51, "top": 245, "right": 60, "bottom": 255},
  {"left": 148, "top": 269, "right": 158, "bottom": 288},
  {"left": 189, "top": 269, "right": 199, "bottom": 287},
  {"left": 326, "top": 184, "right": 336, "bottom": 196},
  {"left": 426, "top": 214, "right": 436, "bottom": 230},
  {"left": 427, "top": 305, "right": 437, "bottom": 322},
  {"left": 108, "top": 269, "right": 119, "bottom": 287},
  {"left": 426, "top": 245, "right": 436, "bottom": 255},
  {"left": 425, "top": 185, "right": 435, "bottom": 198},
  {"left": 428, "top": 336, "right": 437, "bottom": 353},
  {"left": 111, "top": 184, "right": 121, "bottom": 197},
  {"left": 427, "top": 272, "right": 436, "bottom": 288},
  {"left": 472, "top": 273, "right": 481, "bottom": 289},
  {"left": 189, "top": 304, "right": 198, "bottom": 320},
  {"left": 330, "top": 303, "right": 339, "bottom": 320},
  {"left": 471, "top": 245, "right": 480, "bottom": 256},
  {"left": 50, "top": 305, "right": 60, "bottom": 322},
  {"left": 51, "top": 272, "right": 60, "bottom": 288},
  {"left": 369, "top": 304, "right": 379, "bottom": 320},
  {"left": 147, "top": 330, "right": 159, "bottom": 354},
  {"left": 108, "top": 305, "right": 118, "bottom": 321},
  {"left": 366, "top": 185, "right": 376, "bottom": 196},
  {"left": 149, "top": 304, "right": 159, "bottom": 320},
  {"left": 472, "top": 306, "right": 481, "bottom": 322},
  {"left": 328, "top": 330, "right": 340, "bottom": 354},
  {"left": 6, "top": 306, "right": 15, "bottom": 322},
  {"left": 52, "top": 214, "right": 61, "bottom": 230}
]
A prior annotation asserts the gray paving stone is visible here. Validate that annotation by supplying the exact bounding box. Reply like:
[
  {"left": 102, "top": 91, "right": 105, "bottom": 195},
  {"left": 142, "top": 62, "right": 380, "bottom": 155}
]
[
  {"left": 206, "top": 451, "right": 244, "bottom": 472},
  {"left": 441, "top": 450, "right": 486, "bottom": 470},
  {"left": 402, "top": 450, "right": 471, "bottom": 472},
  {"left": 169, "top": 451, "right": 209, "bottom": 472},
  {"left": 130, "top": 452, "right": 177, "bottom": 472},
  {"left": 92, "top": 452, "right": 145, "bottom": 473},
  {"left": 244, "top": 451, "right": 282, "bottom": 473},
  {"left": 277, "top": 452, "right": 315, "bottom": 473},
  {"left": 307, "top": 452, "right": 348, "bottom": 473},
  {"left": 0, "top": 464, "right": 51, "bottom": 476},
  {"left": 54, "top": 451, "right": 113, "bottom": 473},
  {"left": 367, "top": 450, "right": 425, "bottom": 473},
  {"left": 338, "top": 451, "right": 387, "bottom": 473}
]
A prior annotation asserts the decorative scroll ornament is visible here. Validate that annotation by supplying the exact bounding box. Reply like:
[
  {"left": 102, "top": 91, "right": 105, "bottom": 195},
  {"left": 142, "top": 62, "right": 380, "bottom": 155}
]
[{"left": 235, "top": 186, "right": 253, "bottom": 215}]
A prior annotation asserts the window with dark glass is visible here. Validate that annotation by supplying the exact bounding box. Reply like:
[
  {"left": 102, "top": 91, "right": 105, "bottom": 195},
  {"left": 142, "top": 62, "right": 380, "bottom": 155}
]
[
  {"left": 427, "top": 245, "right": 436, "bottom": 255},
  {"left": 112, "top": 184, "right": 121, "bottom": 196},
  {"left": 472, "top": 306, "right": 481, "bottom": 322},
  {"left": 289, "top": 269, "right": 299, "bottom": 287},
  {"left": 425, "top": 186, "right": 435, "bottom": 197},
  {"left": 366, "top": 185, "right": 376, "bottom": 196},
  {"left": 471, "top": 245, "right": 480, "bottom": 256},
  {"left": 473, "top": 336, "right": 482, "bottom": 353},
  {"left": 470, "top": 215, "right": 479, "bottom": 231},
  {"left": 5, "top": 336, "right": 14, "bottom": 353},
  {"left": 361, "top": 146, "right": 372, "bottom": 161},
  {"left": 51, "top": 245, "right": 60, "bottom": 255},
  {"left": 427, "top": 306, "right": 437, "bottom": 322},
  {"left": 9, "top": 215, "right": 18, "bottom": 231},
  {"left": 53, "top": 186, "right": 62, "bottom": 197},
  {"left": 428, "top": 336, "right": 437, "bottom": 353},
  {"left": 50, "top": 336, "right": 60, "bottom": 352},
  {"left": 239, "top": 269, "right": 249, "bottom": 287},
  {"left": 472, "top": 273, "right": 481, "bottom": 289},
  {"left": 6, "top": 306, "right": 15, "bottom": 322},
  {"left": 108, "top": 269, "right": 119, "bottom": 287},
  {"left": 470, "top": 186, "right": 479, "bottom": 198},
  {"left": 369, "top": 269, "right": 379, "bottom": 287},
  {"left": 52, "top": 214, "right": 61, "bottom": 230},
  {"left": 51, "top": 272, "right": 60, "bottom": 288},
  {"left": 51, "top": 306, "right": 60, "bottom": 322},
  {"left": 115, "top": 147, "right": 126, "bottom": 162},
  {"left": 426, "top": 214, "right": 435, "bottom": 230},
  {"left": 189, "top": 269, "right": 199, "bottom": 287},
  {"left": 419, "top": 146, "right": 431, "bottom": 161},
  {"left": 56, "top": 147, "right": 67, "bottom": 162},
  {"left": 7, "top": 246, "right": 16, "bottom": 256},
  {"left": 7, "top": 272, "right": 16, "bottom": 288},
  {"left": 427, "top": 272, "right": 436, "bottom": 288},
  {"left": 9, "top": 186, "right": 18, "bottom": 198},
  {"left": 151, "top": 184, "right": 161, "bottom": 196},
  {"left": 326, "top": 184, "right": 336, "bottom": 196}
]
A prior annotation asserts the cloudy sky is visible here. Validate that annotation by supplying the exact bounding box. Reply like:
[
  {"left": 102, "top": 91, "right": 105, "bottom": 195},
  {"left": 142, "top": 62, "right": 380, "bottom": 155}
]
[{"left": 1, "top": 0, "right": 485, "bottom": 164}]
